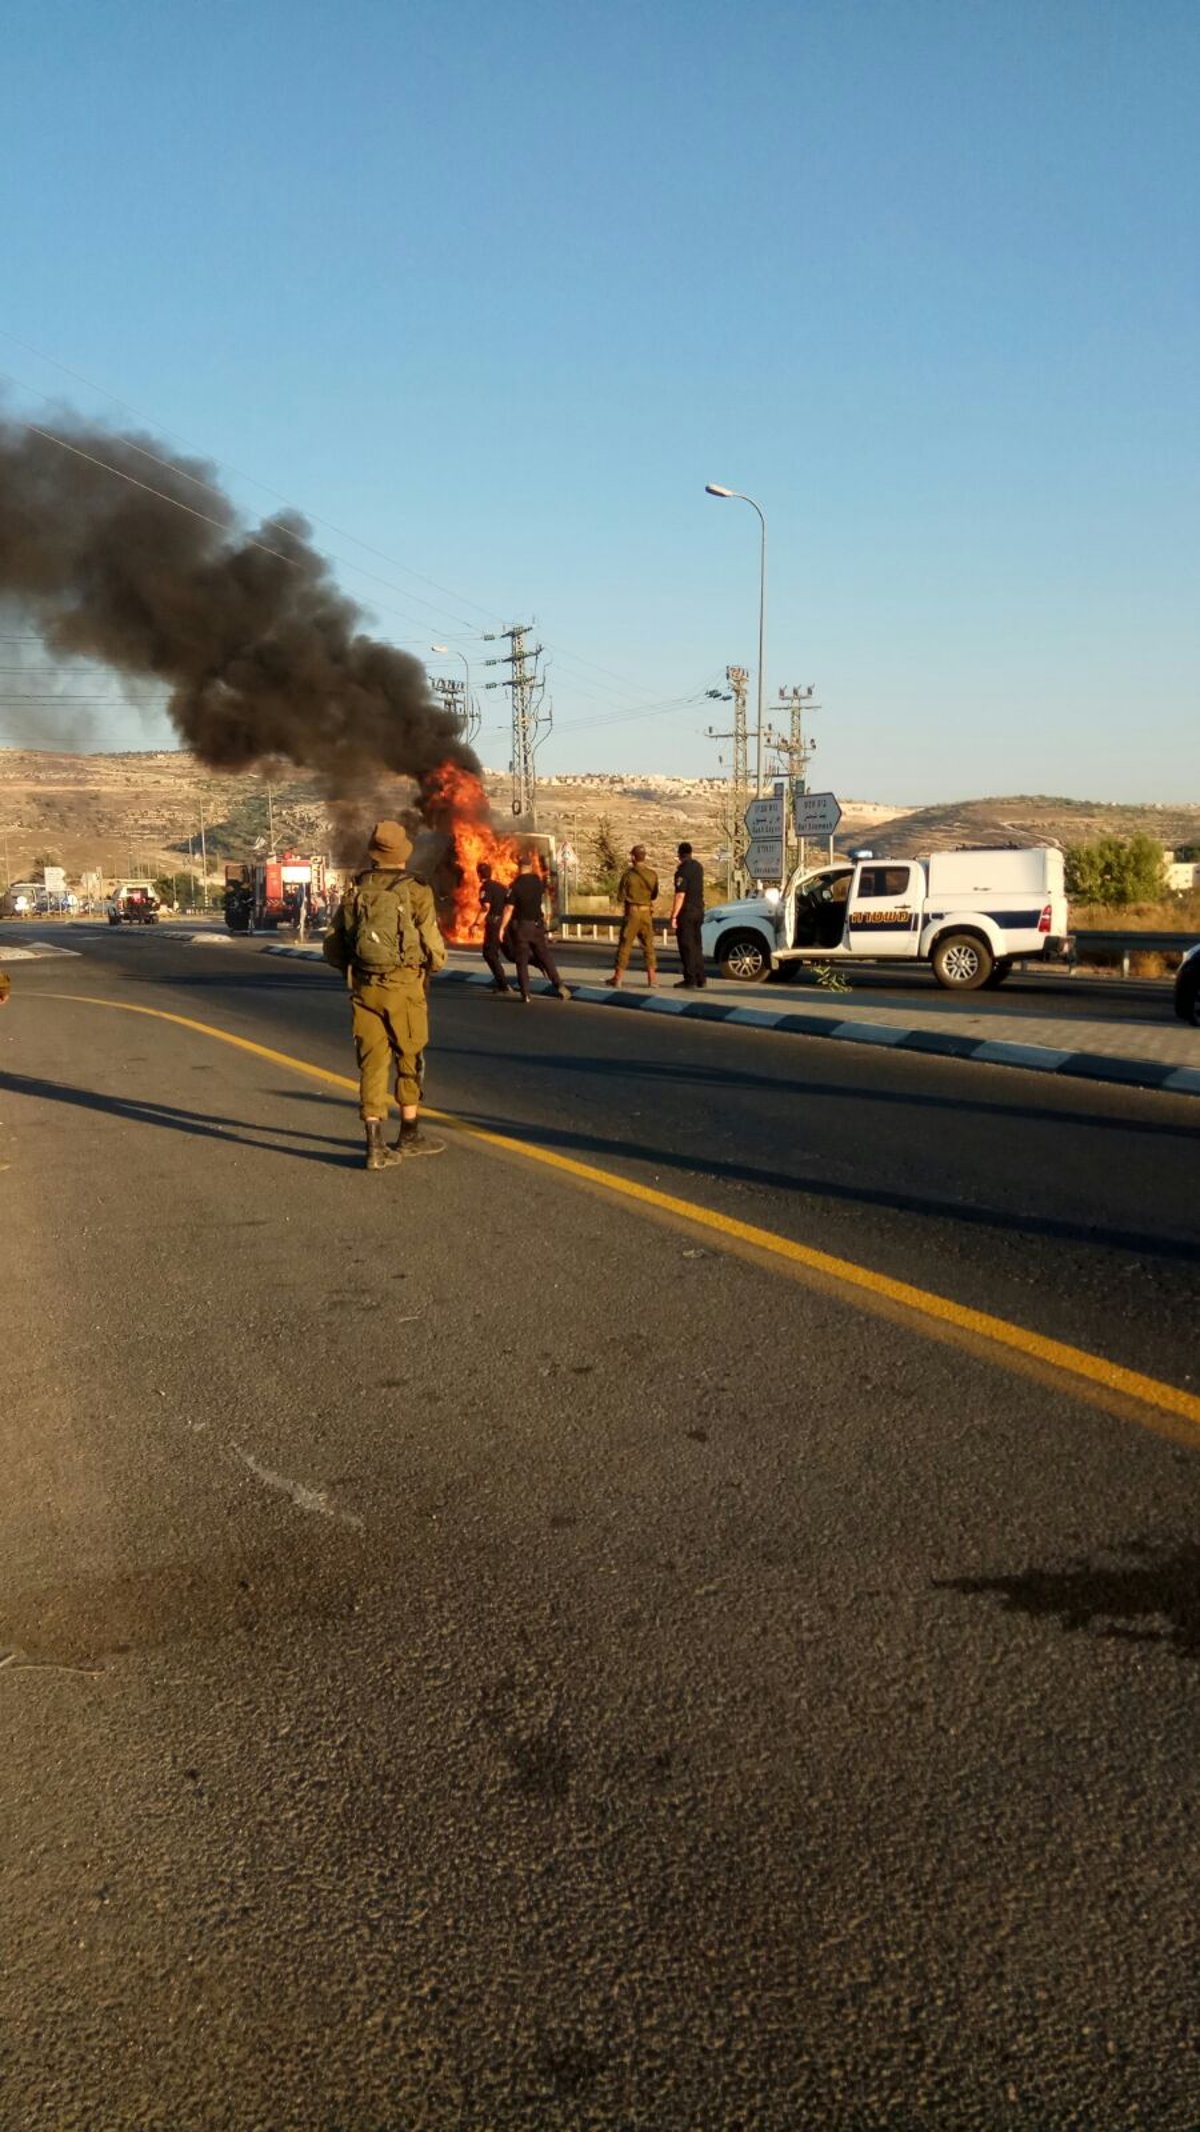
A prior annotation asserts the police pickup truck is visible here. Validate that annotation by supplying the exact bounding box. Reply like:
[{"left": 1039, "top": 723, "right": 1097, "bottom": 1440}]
[{"left": 701, "top": 846, "right": 1068, "bottom": 990}]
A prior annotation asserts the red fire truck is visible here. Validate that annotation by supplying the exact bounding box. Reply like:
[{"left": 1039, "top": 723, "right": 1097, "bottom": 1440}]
[{"left": 223, "top": 854, "right": 334, "bottom": 933}]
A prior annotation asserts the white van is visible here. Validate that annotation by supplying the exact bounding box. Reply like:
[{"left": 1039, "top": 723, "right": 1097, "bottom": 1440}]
[{"left": 701, "top": 847, "right": 1068, "bottom": 990}]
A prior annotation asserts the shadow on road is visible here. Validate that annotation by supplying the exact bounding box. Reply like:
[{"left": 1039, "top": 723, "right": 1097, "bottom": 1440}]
[
  {"left": 442, "top": 1103, "right": 1198, "bottom": 1265},
  {"left": 0, "top": 1070, "right": 359, "bottom": 1168},
  {"left": 432, "top": 1043, "right": 1198, "bottom": 1143},
  {"left": 936, "top": 1538, "right": 1200, "bottom": 1663}
]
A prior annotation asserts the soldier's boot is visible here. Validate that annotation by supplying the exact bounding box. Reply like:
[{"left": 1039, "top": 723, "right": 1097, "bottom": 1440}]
[
  {"left": 364, "top": 1120, "right": 402, "bottom": 1171},
  {"left": 646, "top": 969, "right": 658, "bottom": 987},
  {"left": 608, "top": 970, "right": 623, "bottom": 987},
  {"left": 394, "top": 1118, "right": 446, "bottom": 1157}
]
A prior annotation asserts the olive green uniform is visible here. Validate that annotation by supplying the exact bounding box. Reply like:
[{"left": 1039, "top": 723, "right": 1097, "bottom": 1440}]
[
  {"left": 325, "top": 872, "right": 446, "bottom": 1119},
  {"left": 614, "top": 861, "right": 659, "bottom": 975},
  {"left": 0, "top": 969, "right": 10, "bottom": 1005}
]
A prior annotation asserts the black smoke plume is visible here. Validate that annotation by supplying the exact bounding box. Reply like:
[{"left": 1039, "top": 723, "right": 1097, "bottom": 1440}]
[{"left": 0, "top": 413, "right": 480, "bottom": 856}]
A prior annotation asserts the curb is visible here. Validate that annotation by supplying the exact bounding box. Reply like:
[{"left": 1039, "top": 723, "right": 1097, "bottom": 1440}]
[{"left": 258, "top": 947, "right": 1200, "bottom": 1100}]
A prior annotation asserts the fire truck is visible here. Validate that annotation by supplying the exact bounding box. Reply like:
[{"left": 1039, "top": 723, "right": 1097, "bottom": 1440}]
[{"left": 223, "top": 854, "right": 334, "bottom": 934}]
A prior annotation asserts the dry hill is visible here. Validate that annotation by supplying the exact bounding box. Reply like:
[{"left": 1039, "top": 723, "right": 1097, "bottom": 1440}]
[{"left": 1, "top": 751, "right": 1195, "bottom": 891}]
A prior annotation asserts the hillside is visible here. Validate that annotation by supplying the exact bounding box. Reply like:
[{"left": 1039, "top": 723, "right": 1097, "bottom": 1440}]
[
  {"left": 838, "top": 794, "right": 1200, "bottom": 859},
  {"left": 1, "top": 752, "right": 1196, "bottom": 890},
  {"left": 0, "top": 749, "right": 905, "bottom": 888}
]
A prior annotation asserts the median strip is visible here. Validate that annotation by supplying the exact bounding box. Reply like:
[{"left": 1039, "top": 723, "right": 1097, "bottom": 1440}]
[{"left": 218, "top": 943, "right": 1200, "bottom": 1099}]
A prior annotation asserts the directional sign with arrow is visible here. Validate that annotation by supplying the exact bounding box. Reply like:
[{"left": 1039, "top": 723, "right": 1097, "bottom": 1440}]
[
  {"left": 744, "top": 795, "right": 785, "bottom": 841},
  {"left": 744, "top": 835, "right": 785, "bottom": 880},
  {"left": 792, "top": 788, "right": 842, "bottom": 838}
]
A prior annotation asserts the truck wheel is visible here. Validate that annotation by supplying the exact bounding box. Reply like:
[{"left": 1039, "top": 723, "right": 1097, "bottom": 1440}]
[
  {"left": 983, "top": 958, "right": 1014, "bottom": 987},
  {"left": 717, "top": 932, "right": 770, "bottom": 983},
  {"left": 932, "top": 933, "right": 993, "bottom": 990}
]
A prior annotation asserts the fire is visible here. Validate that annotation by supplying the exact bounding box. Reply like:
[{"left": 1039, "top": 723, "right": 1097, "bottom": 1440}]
[{"left": 422, "top": 761, "right": 546, "bottom": 943}]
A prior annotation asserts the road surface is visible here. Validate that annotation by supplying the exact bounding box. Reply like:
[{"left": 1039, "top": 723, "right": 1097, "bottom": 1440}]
[{"left": 3, "top": 924, "right": 1198, "bottom": 2130}]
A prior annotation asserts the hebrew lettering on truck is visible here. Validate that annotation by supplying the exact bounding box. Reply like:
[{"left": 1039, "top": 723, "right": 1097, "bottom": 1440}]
[{"left": 700, "top": 846, "right": 1068, "bottom": 991}]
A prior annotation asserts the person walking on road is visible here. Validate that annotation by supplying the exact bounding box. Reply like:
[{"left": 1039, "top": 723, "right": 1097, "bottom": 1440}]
[
  {"left": 505, "top": 852, "right": 570, "bottom": 1005},
  {"left": 671, "top": 841, "right": 707, "bottom": 988},
  {"left": 476, "top": 861, "right": 512, "bottom": 994},
  {"left": 610, "top": 844, "right": 659, "bottom": 987},
  {"left": 323, "top": 819, "right": 447, "bottom": 1171}
]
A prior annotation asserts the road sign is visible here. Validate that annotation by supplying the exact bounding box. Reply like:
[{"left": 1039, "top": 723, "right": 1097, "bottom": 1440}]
[
  {"left": 792, "top": 788, "right": 842, "bottom": 837},
  {"left": 558, "top": 841, "right": 577, "bottom": 866},
  {"left": 744, "top": 795, "right": 784, "bottom": 841},
  {"left": 745, "top": 835, "right": 784, "bottom": 880},
  {"left": 42, "top": 865, "right": 67, "bottom": 894}
]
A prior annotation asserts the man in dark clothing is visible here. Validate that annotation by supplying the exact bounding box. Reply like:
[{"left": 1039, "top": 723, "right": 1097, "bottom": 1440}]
[
  {"left": 670, "top": 841, "right": 707, "bottom": 988},
  {"left": 505, "top": 853, "right": 570, "bottom": 1005},
  {"left": 476, "top": 861, "right": 512, "bottom": 993}
]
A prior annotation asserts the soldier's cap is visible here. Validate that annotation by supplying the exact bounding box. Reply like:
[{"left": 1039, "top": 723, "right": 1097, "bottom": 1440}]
[{"left": 367, "top": 819, "right": 412, "bottom": 867}]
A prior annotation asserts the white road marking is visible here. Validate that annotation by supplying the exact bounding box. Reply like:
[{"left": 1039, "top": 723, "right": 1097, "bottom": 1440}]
[
  {"left": 231, "top": 1446, "right": 365, "bottom": 1531},
  {"left": 0, "top": 940, "right": 82, "bottom": 960}
]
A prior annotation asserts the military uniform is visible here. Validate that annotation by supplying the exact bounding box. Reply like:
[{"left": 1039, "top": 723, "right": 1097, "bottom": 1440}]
[
  {"left": 613, "top": 857, "right": 659, "bottom": 981},
  {"left": 0, "top": 969, "right": 10, "bottom": 1006},
  {"left": 323, "top": 820, "right": 447, "bottom": 1169}
]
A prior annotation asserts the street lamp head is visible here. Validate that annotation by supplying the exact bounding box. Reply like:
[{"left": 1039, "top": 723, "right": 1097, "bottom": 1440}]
[{"left": 704, "top": 483, "right": 735, "bottom": 498}]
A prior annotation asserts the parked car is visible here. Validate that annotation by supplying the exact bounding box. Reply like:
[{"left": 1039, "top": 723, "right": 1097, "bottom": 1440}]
[
  {"left": 107, "top": 882, "right": 160, "bottom": 925},
  {"left": 1174, "top": 943, "right": 1200, "bottom": 1026},
  {"left": 0, "top": 881, "right": 39, "bottom": 918}
]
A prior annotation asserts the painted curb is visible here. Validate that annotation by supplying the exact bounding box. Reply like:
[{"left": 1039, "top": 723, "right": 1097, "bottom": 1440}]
[{"left": 257, "top": 945, "right": 1200, "bottom": 1100}]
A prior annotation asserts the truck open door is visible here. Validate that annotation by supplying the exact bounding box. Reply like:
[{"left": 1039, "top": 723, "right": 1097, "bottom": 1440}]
[{"left": 844, "top": 861, "right": 923, "bottom": 958}]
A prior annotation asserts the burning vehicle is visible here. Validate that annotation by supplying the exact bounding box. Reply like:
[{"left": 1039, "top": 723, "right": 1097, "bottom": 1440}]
[{"left": 419, "top": 765, "right": 559, "bottom": 943}]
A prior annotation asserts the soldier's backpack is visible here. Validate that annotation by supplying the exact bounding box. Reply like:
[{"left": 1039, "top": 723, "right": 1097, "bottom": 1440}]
[{"left": 343, "top": 870, "right": 423, "bottom": 976}]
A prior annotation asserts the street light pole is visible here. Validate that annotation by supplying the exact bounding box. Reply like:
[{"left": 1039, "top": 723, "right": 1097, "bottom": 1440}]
[{"left": 705, "top": 484, "right": 768, "bottom": 796}]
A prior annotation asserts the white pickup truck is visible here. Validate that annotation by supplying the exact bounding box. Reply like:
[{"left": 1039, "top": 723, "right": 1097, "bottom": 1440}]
[{"left": 701, "top": 846, "right": 1069, "bottom": 990}]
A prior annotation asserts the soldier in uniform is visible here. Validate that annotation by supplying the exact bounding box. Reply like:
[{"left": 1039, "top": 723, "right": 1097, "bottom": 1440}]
[
  {"left": 609, "top": 844, "right": 659, "bottom": 987},
  {"left": 0, "top": 967, "right": 10, "bottom": 1007},
  {"left": 670, "top": 841, "right": 707, "bottom": 988},
  {"left": 323, "top": 819, "right": 447, "bottom": 1171},
  {"left": 476, "top": 860, "right": 512, "bottom": 993}
]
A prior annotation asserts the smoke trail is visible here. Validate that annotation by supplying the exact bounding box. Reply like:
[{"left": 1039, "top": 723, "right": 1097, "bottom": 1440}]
[{"left": 0, "top": 412, "right": 479, "bottom": 853}]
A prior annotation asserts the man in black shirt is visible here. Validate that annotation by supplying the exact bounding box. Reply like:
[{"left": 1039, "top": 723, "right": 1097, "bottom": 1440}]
[
  {"left": 476, "top": 861, "right": 512, "bottom": 993},
  {"left": 670, "top": 841, "right": 707, "bottom": 988},
  {"left": 505, "top": 853, "right": 571, "bottom": 1004}
]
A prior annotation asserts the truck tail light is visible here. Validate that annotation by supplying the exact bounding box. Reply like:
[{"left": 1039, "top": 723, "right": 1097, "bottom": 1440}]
[{"left": 1037, "top": 903, "right": 1052, "bottom": 933}]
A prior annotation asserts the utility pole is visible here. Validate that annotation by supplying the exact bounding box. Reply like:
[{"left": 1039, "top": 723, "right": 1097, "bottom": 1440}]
[
  {"left": 198, "top": 798, "right": 209, "bottom": 911},
  {"left": 706, "top": 664, "right": 750, "bottom": 894},
  {"left": 482, "top": 623, "right": 549, "bottom": 825},
  {"left": 432, "top": 674, "right": 468, "bottom": 741},
  {"left": 765, "top": 684, "right": 818, "bottom": 873}
]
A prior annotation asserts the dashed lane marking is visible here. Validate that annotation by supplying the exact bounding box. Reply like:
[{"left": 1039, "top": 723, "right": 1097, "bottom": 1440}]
[{"left": 34, "top": 991, "right": 1200, "bottom": 1444}]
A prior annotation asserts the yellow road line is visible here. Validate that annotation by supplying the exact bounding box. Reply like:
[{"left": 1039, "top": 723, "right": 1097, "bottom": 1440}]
[{"left": 38, "top": 991, "right": 1200, "bottom": 1437}]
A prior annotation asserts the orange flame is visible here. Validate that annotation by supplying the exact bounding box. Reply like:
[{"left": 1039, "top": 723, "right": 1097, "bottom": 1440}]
[{"left": 422, "top": 762, "right": 548, "bottom": 943}]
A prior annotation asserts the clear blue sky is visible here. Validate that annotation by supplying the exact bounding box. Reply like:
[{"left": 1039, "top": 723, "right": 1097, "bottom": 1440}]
[{"left": 1, "top": 0, "right": 1196, "bottom": 800}]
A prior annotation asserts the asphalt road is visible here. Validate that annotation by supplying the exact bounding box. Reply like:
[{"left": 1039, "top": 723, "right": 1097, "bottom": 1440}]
[{"left": 3, "top": 925, "right": 1199, "bottom": 2131}]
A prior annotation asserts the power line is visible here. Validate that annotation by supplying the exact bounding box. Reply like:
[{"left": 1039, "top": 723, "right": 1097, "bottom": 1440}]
[{"left": 0, "top": 332, "right": 705, "bottom": 715}]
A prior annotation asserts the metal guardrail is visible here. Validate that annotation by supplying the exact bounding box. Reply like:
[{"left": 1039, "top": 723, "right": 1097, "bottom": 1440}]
[
  {"left": 1071, "top": 929, "right": 1195, "bottom": 975},
  {"left": 559, "top": 913, "right": 670, "bottom": 941}
]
